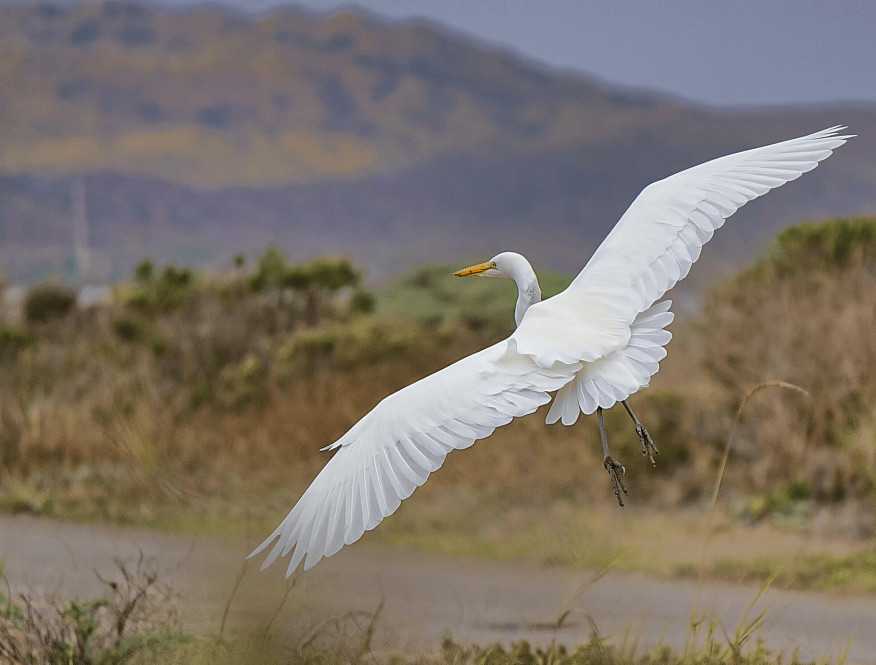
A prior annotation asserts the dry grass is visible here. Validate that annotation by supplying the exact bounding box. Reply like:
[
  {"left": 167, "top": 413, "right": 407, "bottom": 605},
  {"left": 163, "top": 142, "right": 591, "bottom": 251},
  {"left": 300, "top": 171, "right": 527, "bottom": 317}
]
[{"left": 695, "top": 219, "right": 876, "bottom": 519}]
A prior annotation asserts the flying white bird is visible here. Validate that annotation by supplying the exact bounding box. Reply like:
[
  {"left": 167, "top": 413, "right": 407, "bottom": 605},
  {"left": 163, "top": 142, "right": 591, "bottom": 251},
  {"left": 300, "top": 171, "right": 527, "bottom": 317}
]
[{"left": 250, "top": 126, "right": 850, "bottom": 576}]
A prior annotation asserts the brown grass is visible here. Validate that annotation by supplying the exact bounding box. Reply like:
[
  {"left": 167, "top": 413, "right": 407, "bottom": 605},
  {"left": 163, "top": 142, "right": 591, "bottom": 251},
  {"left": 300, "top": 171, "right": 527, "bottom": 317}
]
[{"left": 696, "top": 250, "right": 876, "bottom": 512}]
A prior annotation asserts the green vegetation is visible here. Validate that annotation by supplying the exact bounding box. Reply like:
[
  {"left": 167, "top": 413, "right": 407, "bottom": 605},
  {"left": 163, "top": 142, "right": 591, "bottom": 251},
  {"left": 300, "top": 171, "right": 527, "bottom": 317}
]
[
  {"left": 23, "top": 282, "right": 77, "bottom": 323},
  {"left": 752, "top": 217, "right": 876, "bottom": 279},
  {"left": 0, "top": 559, "right": 184, "bottom": 665},
  {"left": 376, "top": 262, "right": 573, "bottom": 335},
  {"left": 679, "top": 546, "right": 876, "bottom": 593},
  {"left": 435, "top": 633, "right": 824, "bottom": 665}
]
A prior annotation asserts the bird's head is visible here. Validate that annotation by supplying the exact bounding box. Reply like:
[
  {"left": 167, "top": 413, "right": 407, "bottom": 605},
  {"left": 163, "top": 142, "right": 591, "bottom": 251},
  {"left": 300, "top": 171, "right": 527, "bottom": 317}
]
[{"left": 451, "top": 252, "right": 528, "bottom": 279}]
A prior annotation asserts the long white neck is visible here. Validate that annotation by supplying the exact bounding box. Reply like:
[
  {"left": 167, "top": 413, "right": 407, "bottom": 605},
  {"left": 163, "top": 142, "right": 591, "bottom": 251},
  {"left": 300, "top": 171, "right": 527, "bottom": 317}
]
[
  {"left": 496, "top": 253, "right": 541, "bottom": 326},
  {"left": 514, "top": 273, "right": 541, "bottom": 326}
]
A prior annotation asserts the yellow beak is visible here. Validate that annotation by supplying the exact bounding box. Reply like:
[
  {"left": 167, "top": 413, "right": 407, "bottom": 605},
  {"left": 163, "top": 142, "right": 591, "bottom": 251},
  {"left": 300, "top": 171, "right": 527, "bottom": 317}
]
[{"left": 451, "top": 260, "right": 496, "bottom": 277}]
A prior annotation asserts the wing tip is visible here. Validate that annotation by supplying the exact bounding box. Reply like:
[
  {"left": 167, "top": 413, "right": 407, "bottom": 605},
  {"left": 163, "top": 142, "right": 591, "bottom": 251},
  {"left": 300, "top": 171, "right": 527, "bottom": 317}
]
[
  {"left": 809, "top": 124, "right": 854, "bottom": 150},
  {"left": 247, "top": 529, "right": 281, "bottom": 561}
]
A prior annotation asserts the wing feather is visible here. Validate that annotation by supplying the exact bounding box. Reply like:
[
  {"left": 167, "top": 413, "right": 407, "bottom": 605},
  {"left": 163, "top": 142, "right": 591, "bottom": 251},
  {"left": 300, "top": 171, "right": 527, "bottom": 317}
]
[
  {"left": 568, "top": 126, "right": 851, "bottom": 319},
  {"left": 249, "top": 339, "right": 578, "bottom": 575}
]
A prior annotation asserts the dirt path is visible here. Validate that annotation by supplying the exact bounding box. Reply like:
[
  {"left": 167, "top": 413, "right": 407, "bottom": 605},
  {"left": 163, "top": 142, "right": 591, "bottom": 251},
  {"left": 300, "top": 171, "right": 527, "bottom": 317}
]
[{"left": 1, "top": 513, "right": 874, "bottom": 662}]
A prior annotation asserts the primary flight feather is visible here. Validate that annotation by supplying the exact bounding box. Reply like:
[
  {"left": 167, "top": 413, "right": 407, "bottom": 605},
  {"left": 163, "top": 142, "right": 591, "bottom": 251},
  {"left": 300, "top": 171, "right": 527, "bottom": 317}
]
[{"left": 250, "top": 126, "right": 851, "bottom": 576}]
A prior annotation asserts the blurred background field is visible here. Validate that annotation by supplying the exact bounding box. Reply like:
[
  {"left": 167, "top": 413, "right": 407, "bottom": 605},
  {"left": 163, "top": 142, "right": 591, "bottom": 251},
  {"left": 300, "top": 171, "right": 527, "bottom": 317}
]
[
  {"left": 1, "top": 1, "right": 875, "bottom": 662},
  {"left": 1, "top": 217, "right": 875, "bottom": 664},
  {"left": 1, "top": 217, "right": 874, "bottom": 592}
]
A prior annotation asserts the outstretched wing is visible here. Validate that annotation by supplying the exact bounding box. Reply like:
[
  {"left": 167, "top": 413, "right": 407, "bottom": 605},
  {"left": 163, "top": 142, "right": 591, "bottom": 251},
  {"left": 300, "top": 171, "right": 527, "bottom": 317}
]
[
  {"left": 249, "top": 340, "right": 578, "bottom": 576},
  {"left": 513, "top": 126, "right": 850, "bottom": 421},
  {"left": 568, "top": 126, "right": 852, "bottom": 320}
]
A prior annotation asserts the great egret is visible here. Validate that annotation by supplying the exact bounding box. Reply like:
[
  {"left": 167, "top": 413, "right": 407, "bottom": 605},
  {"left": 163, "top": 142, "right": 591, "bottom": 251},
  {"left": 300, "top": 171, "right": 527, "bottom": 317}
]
[{"left": 250, "top": 126, "right": 850, "bottom": 576}]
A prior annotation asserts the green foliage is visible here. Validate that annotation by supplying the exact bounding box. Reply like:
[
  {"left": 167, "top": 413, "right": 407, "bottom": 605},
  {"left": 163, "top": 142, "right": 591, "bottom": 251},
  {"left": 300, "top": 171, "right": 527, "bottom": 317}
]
[
  {"left": 113, "top": 316, "right": 144, "bottom": 342},
  {"left": 0, "top": 325, "right": 36, "bottom": 353},
  {"left": 250, "top": 246, "right": 288, "bottom": 291},
  {"left": 215, "top": 353, "right": 267, "bottom": 410},
  {"left": 0, "top": 565, "right": 24, "bottom": 624},
  {"left": 742, "top": 480, "right": 811, "bottom": 521},
  {"left": 275, "top": 318, "right": 417, "bottom": 375},
  {"left": 743, "top": 216, "right": 876, "bottom": 282},
  {"left": 149, "top": 336, "right": 167, "bottom": 356},
  {"left": 306, "top": 256, "right": 360, "bottom": 291},
  {"left": 247, "top": 247, "right": 361, "bottom": 294},
  {"left": 0, "top": 558, "right": 184, "bottom": 665},
  {"left": 133, "top": 259, "right": 155, "bottom": 285},
  {"left": 155, "top": 265, "right": 195, "bottom": 308},
  {"left": 349, "top": 288, "right": 376, "bottom": 314},
  {"left": 61, "top": 598, "right": 110, "bottom": 662},
  {"left": 122, "top": 261, "right": 198, "bottom": 313},
  {"left": 377, "top": 261, "right": 573, "bottom": 334},
  {"left": 687, "top": 546, "right": 876, "bottom": 593},
  {"left": 437, "top": 631, "right": 823, "bottom": 665},
  {"left": 0, "top": 590, "right": 23, "bottom": 624},
  {"left": 279, "top": 265, "right": 310, "bottom": 290},
  {"left": 24, "top": 282, "right": 77, "bottom": 323}
]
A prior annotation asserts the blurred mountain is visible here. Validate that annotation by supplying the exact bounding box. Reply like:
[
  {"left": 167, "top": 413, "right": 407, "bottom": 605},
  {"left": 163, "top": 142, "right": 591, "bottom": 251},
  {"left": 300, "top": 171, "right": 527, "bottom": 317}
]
[{"left": 1, "top": 1, "right": 875, "bottom": 284}]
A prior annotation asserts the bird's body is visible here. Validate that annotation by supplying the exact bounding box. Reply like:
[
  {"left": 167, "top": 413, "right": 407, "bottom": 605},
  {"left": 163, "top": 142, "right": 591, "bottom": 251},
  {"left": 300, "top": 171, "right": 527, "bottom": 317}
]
[{"left": 251, "top": 126, "right": 851, "bottom": 576}]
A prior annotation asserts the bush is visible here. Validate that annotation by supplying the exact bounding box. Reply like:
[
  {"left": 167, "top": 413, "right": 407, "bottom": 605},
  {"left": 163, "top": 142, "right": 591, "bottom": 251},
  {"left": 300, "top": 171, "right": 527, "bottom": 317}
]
[
  {"left": 306, "top": 256, "right": 360, "bottom": 291},
  {"left": 0, "top": 557, "right": 183, "bottom": 664},
  {"left": 0, "top": 326, "right": 36, "bottom": 353},
  {"left": 133, "top": 259, "right": 155, "bottom": 285},
  {"left": 24, "top": 283, "right": 77, "bottom": 323},
  {"left": 697, "top": 217, "right": 876, "bottom": 502},
  {"left": 122, "top": 262, "right": 198, "bottom": 312},
  {"left": 349, "top": 289, "right": 376, "bottom": 314},
  {"left": 113, "top": 316, "right": 144, "bottom": 342},
  {"left": 741, "top": 216, "right": 876, "bottom": 283},
  {"left": 247, "top": 248, "right": 360, "bottom": 294}
]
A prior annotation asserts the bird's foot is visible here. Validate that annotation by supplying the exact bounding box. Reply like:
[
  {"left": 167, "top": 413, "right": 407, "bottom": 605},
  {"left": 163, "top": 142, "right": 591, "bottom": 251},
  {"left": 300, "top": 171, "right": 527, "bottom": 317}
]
[
  {"left": 603, "top": 456, "right": 628, "bottom": 507},
  {"left": 636, "top": 424, "right": 659, "bottom": 467}
]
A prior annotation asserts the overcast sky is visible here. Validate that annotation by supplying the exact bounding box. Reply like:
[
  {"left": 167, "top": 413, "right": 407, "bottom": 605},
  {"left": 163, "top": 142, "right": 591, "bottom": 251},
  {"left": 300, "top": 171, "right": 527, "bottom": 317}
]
[{"left": 14, "top": 0, "right": 876, "bottom": 107}]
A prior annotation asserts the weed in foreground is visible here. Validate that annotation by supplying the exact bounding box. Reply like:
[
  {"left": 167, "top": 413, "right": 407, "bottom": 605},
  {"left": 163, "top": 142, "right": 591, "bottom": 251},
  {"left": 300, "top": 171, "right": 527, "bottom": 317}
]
[
  {"left": 0, "top": 555, "right": 184, "bottom": 664},
  {"left": 0, "top": 554, "right": 854, "bottom": 665}
]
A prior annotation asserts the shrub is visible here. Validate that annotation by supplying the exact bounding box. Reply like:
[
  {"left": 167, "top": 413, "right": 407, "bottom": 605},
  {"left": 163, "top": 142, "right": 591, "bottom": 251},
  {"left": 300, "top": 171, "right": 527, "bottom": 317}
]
[
  {"left": 349, "top": 289, "right": 376, "bottom": 314},
  {"left": 741, "top": 216, "right": 876, "bottom": 283},
  {"left": 0, "top": 326, "right": 36, "bottom": 353},
  {"left": 113, "top": 316, "right": 144, "bottom": 342},
  {"left": 215, "top": 353, "right": 268, "bottom": 410},
  {"left": 122, "top": 261, "right": 198, "bottom": 312},
  {"left": 697, "top": 217, "right": 876, "bottom": 502},
  {"left": 0, "top": 557, "right": 183, "bottom": 664},
  {"left": 306, "top": 256, "right": 360, "bottom": 291},
  {"left": 24, "top": 283, "right": 77, "bottom": 323},
  {"left": 133, "top": 259, "right": 155, "bottom": 285}
]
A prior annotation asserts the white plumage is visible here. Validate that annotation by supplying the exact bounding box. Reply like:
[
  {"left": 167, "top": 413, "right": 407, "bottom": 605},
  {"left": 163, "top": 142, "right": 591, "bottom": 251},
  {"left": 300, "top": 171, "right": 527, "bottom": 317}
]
[{"left": 250, "top": 126, "right": 851, "bottom": 575}]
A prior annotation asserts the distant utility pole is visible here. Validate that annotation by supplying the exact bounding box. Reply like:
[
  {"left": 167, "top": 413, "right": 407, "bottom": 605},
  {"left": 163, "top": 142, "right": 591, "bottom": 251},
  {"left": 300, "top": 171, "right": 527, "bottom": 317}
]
[{"left": 72, "top": 176, "right": 91, "bottom": 279}]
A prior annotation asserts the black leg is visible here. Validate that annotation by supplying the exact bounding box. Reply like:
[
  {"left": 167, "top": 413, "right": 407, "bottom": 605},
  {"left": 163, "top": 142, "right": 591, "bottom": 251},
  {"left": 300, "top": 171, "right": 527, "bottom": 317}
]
[
  {"left": 598, "top": 406, "right": 627, "bottom": 507},
  {"left": 622, "top": 399, "right": 658, "bottom": 467}
]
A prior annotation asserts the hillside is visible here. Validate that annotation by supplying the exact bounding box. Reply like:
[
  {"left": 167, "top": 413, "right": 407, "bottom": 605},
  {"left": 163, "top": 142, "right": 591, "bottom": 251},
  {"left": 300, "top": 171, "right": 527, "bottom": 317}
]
[
  {"left": 1, "top": 1, "right": 875, "bottom": 283},
  {"left": 0, "top": 1, "right": 680, "bottom": 186}
]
